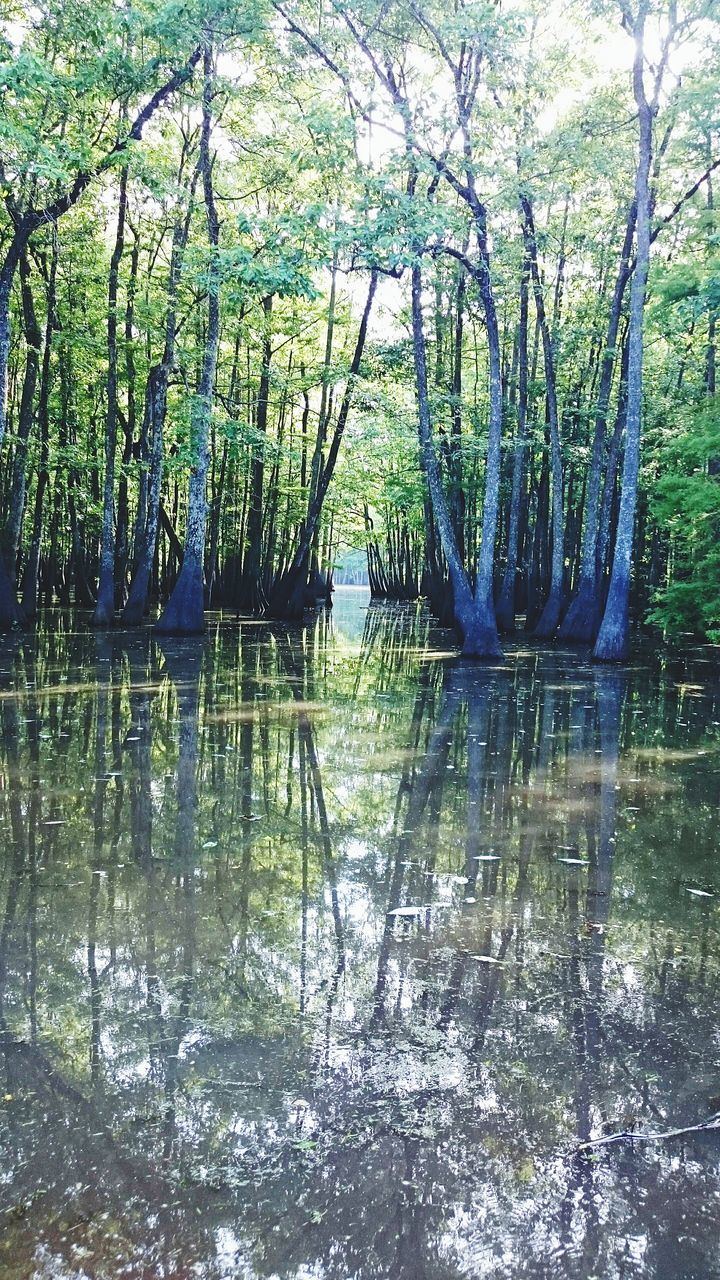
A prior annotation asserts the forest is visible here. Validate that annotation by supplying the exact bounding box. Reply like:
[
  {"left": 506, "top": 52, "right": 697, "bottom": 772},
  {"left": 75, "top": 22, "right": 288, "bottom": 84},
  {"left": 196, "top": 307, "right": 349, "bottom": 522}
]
[
  {"left": 4, "top": 4, "right": 720, "bottom": 1273},
  {"left": 0, "top": 0, "right": 719, "bottom": 659}
]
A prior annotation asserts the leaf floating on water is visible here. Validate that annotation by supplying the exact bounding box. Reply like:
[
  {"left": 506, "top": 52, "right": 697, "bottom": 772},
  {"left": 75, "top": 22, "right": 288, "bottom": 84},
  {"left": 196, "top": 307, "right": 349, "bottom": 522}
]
[{"left": 686, "top": 888, "right": 714, "bottom": 898}]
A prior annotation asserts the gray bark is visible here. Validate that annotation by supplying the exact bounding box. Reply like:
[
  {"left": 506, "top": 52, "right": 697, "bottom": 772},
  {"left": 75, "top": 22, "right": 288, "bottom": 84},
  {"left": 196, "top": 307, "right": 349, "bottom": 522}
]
[
  {"left": 559, "top": 203, "right": 636, "bottom": 642},
  {"left": 520, "top": 193, "right": 564, "bottom": 639},
  {"left": 594, "top": 3, "right": 653, "bottom": 661},
  {"left": 122, "top": 154, "right": 198, "bottom": 625},
  {"left": 497, "top": 254, "right": 529, "bottom": 632},
  {"left": 155, "top": 45, "right": 220, "bottom": 635},
  {"left": 93, "top": 165, "right": 129, "bottom": 626}
]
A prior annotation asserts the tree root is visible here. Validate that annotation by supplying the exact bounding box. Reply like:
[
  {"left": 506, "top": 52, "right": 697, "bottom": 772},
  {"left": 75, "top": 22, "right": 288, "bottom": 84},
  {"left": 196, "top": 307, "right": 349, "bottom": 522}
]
[{"left": 577, "top": 1112, "right": 720, "bottom": 1152}]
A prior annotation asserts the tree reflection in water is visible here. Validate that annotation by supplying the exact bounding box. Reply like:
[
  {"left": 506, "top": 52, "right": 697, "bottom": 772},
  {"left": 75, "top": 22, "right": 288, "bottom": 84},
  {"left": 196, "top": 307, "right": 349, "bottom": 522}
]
[{"left": 0, "top": 598, "right": 719, "bottom": 1278}]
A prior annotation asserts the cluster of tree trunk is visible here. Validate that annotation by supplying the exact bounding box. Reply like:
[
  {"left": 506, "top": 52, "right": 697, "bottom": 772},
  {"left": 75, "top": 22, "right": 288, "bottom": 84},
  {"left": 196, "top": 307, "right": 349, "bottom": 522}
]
[
  {"left": 0, "top": 43, "right": 377, "bottom": 637},
  {"left": 350, "top": 0, "right": 708, "bottom": 661},
  {"left": 0, "top": 0, "right": 712, "bottom": 663}
]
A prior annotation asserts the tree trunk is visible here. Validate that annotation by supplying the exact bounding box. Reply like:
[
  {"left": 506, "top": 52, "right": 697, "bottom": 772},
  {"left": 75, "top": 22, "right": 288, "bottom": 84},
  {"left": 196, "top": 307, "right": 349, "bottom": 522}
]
[
  {"left": 597, "top": 338, "right": 629, "bottom": 584},
  {"left": 92, "top": 165, "right": 129, "bottom": 627},
  {"left": 122, "top": 147, "right": 198, "bottom": 625},
  {"left": 266, "top": 271, "right": 378, "bottom": 620},
  {"left": 497, "top": 252, "right": 530, "bottom": 632},
  {"left": 22, "top": 234, "right": 58, "bottom": 618},
  {"left": 122, "top": 366, "right": 169, "bottom": 623},
  {"left": 115, "top": 228, "right": 140, "bottom": 601},
  {"left": 0, "top": 233, "right": 29, "bottom": 628},
  {"left": 237, "top": 294, "right": 273, "bottom": 613},
  {"left": 155, "top": 45, "right": 219, "bottom": 636},
  {"left": 5, "top": 250, "right": 42, "bottom": 568},
  {"left": 467, "top": 219, "right": 503, "bottom": 654},
  {"left": 558, "top": 202, "right": 636, "bottom": 642},
  {"left": 520, "top": 193, "right": 564, "bottom": 638},
  {"left": 594, "top": 5, "right": 653, "bottom": 662},
  {"left": 410, "top": 261, "right": 499, "bottom": 657}
]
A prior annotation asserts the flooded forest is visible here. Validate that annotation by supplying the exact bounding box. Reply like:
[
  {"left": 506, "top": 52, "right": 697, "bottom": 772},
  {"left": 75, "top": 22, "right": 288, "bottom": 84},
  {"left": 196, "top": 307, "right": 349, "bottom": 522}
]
[{"left": 1, "top": 0, "right": 720, "bottom": 1276}]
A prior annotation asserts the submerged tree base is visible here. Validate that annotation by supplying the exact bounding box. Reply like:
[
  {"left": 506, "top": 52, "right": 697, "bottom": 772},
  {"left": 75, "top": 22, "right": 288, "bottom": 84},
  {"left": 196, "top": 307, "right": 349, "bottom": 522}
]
[
  {"left": 91, "top": 597, "right": 115, "bottom": 628},
  {"left": 495, "top": 589, "right": 517, "bottom": 635},
  {"left": 121, "top": 571, "right": 150, "bottom": 626},
  {"left": 593, "top": 615, "right": 630, "bottom": 662},
  {"left": 236, "top": 573, "right": 269, "bottom": 617},
  {"left": 155, "top": 563, "right": 205, "bottom": 635},
  {"left": 557, "top": 578, "right": 601, "bottom": 644},
  {"left": 459, "top": 613, "right": 503, "bottom": 659},
  {"left": 0, "top": 559, "right": 24, "bottom": 631},
  {"left": 265, "top": 561, "right": 312, "bottom": 621},
  {"left": 532, "top": 590, "right": 563, "bottom": 641}
]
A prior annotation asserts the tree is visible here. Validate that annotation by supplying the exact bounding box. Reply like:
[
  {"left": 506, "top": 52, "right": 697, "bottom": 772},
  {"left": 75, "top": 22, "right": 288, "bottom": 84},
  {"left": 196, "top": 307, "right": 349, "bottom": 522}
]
[
  {"left": 155, "top": 42, "right": 220, "bottom": 635},
  {"left": 594, "top": 0, "right": 668, "bottom": 661}
]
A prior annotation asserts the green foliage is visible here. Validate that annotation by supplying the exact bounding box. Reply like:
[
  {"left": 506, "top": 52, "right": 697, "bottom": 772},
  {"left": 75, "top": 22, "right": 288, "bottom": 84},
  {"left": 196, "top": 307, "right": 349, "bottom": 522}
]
[{"left": 648, "top": 402, "right": 720, "bottom": 640}]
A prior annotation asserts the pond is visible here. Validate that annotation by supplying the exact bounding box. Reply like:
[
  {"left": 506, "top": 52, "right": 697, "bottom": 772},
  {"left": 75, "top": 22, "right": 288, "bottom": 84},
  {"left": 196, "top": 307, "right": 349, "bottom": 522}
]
[{"left": 1, "top": 588, "right": 720, "bottom": 1279}]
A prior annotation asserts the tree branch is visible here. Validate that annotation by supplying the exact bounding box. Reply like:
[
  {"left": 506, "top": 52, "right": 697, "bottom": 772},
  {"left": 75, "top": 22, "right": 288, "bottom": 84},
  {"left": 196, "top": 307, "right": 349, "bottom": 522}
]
[{"left": 26, "top": 45, "right": 203, "bottom": 232}]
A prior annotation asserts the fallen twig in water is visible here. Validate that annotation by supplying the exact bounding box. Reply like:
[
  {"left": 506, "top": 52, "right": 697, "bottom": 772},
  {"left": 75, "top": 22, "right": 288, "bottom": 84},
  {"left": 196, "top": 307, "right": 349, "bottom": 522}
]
[{"left": 578, "top": 1112, "right": 720, "bottom": 1152}]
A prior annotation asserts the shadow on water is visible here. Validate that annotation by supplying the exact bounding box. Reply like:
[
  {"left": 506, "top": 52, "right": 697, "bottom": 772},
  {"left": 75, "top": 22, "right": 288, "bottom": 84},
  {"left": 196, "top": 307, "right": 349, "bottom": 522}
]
[{"left": 0, "top": 598, "right": 719, "bottom": 1277}]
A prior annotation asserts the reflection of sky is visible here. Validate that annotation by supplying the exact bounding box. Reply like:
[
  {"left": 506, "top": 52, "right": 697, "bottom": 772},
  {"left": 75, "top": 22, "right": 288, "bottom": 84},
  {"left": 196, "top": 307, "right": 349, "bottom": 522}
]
[{"left": 327, "top": 584, "right": 371, "bottom": 643}]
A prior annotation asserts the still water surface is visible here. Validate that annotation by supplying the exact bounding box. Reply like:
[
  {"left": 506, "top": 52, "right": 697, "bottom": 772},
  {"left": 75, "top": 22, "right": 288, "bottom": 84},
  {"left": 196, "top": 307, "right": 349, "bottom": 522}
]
[{"left": 1, "top": 589, "right": 720, "bottom": 1279}]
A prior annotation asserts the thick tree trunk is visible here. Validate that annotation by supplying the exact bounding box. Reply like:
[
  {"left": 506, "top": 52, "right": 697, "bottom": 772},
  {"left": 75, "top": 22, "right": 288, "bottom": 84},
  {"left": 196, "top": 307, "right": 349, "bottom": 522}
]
[
  {"left": 123, "top": 149, "right": 197, "bottom": 625},
  {"left": 155, "top": 46, "right": 219, "bottom": 636},
  {"left": 468, "top": 224, "right": 503, "bottom": 654},
  {"left": 594, "top": 7, "right": 653, "bottom": 662},
  {"left": 558, "top": 203, "right": 636, "bottom": 643},
  {"left": 410, "top": 261, "right": 500, "bottom": 657}
]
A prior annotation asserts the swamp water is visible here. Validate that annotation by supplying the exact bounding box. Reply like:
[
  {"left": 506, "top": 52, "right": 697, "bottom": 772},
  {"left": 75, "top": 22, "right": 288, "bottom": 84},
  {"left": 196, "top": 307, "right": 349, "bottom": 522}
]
[{"left": 0, "top": 589, "right": 719, "bottom": 1279}]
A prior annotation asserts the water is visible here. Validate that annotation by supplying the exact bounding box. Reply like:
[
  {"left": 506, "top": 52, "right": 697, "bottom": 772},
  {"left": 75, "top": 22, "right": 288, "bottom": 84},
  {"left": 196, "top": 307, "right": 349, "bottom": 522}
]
[{"left": 1, "top": 590, "right": 720, "bottom": 1279}]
